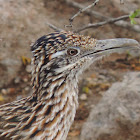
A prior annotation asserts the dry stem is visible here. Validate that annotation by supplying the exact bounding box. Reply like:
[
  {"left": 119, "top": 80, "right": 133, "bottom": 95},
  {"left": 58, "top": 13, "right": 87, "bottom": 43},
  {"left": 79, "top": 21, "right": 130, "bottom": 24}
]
[
  {"left": 75, "top": 15, "right": 129, "bottom": 32},
  {"left": 46, "top": 22, "right": 63, "bottom": 32},
  {"left": 69, "top": 0, "right": 100, "bottom": 23}
]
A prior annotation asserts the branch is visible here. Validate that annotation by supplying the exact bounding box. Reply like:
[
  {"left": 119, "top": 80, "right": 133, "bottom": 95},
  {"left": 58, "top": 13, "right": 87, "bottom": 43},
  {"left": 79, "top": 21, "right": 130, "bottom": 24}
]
[
  {"left": 69, "top": 0, "right": 99, "bottom": 23},
  {"left": 64, "top": 0, "right": 107, "bottom": 20},
  {"left": 65, "top": 0, "right": 140, "bottom": 33},
  {"left": 46, "top": 22, "right": 63, "bottom": 32},
  {"left": 75, "top": 15, "right": 129, "bottom": 32}
]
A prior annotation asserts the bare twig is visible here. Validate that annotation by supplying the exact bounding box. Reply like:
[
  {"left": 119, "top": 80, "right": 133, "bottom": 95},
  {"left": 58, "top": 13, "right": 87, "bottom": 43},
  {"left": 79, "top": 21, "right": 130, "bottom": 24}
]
[
  {"left": 69, "top": 0, "right": 99, "bottom": 23},
  {"left": 65, "top": 0, "right": 106, "bottom": 20},
  {"left": 46, "top": 22, "right": 63, "bottom": 32},
  {"left": 75, "top": 15, "right": 129, "bottom": 32},
  {"left": 65, "top": 0, "right": 140, "bottom": 33}
]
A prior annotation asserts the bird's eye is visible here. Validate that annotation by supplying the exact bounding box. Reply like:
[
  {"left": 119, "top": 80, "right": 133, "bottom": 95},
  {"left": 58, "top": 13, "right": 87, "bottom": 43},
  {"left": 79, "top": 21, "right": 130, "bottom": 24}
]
[{"left": 67, "top": 48, "right": 79, "bottom": 56}]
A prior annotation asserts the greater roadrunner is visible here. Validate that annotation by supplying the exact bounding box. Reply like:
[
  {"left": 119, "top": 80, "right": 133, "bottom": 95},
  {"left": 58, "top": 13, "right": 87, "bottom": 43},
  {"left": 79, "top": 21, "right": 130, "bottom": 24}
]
[{"left": 0, "top": 31, "right": 139, "bottom": 140}]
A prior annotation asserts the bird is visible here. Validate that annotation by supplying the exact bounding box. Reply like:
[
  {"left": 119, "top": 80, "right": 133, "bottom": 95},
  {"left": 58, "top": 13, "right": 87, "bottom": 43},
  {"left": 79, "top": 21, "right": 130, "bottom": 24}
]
[{"left": 0, "top": 31, "right": 139, "bottom": 140}]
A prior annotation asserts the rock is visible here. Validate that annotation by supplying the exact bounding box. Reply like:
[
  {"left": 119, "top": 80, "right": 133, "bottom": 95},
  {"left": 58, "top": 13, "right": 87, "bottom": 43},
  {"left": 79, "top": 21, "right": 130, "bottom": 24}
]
[
  {"left": 25, "top": 86, "right": 30, "bottom": 91},
  {"left": 80, "top": 94, "right": 87, "bottom": 101},
  {"left": 1, "top": 89, "right": 7, "bottom": 95},
  {"left": 1, "top": 88, "right": 15, "bottom": 95},
  {"left": 7, "top": 88, "right": 15, "bottom": 95},
  {"left": 26, "top": 65, "right": 32, "bottom": 73},
  {"left": 14, "top": 77, "right": 21, "bottom": 84},
  {"left": 23, "top": 77, "right": 28, "bottom": 83},
  {"left": 80, "top": 72, "right": 140, "bottom": 140}
]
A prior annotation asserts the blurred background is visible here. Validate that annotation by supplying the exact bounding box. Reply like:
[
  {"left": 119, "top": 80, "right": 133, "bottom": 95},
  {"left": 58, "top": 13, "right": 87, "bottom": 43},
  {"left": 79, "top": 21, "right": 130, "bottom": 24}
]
[{"left": 0, "top": 0, "right": 140, "bottom": 140}]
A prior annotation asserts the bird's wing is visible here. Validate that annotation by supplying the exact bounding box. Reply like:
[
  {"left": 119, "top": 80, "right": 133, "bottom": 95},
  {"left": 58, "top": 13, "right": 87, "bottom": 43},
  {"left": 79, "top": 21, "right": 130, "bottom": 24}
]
[{"left": 0, "top": 96, "right": 34, "bottom": 140}]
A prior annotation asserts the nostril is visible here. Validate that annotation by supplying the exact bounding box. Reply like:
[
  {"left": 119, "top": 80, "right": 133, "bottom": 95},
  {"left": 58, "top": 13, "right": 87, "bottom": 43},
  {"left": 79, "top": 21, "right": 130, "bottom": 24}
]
[{"left": 101, "top": 45, "right": 105, "bottom": 48}]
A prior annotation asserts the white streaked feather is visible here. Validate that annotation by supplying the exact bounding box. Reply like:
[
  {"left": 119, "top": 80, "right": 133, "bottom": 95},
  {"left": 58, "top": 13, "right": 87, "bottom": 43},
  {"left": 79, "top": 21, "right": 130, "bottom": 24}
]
[{"left": 51, "top": 51, "right": 65, "bottom": 59}]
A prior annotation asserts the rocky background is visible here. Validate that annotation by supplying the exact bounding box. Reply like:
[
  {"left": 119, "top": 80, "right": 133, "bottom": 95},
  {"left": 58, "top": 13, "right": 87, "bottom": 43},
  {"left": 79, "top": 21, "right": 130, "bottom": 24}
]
[{"left": 0, "top": 0, "right": 140, "bottom": 140}]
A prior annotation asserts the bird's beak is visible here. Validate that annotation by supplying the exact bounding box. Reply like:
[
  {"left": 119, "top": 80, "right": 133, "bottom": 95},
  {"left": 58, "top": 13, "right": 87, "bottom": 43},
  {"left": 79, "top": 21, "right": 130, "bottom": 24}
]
[{"left": 90, "top": 38, "right": 140, "bottom": 58}]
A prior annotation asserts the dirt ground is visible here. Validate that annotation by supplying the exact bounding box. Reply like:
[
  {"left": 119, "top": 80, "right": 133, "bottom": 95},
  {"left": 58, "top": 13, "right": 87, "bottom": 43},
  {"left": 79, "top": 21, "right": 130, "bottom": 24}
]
[{"left": 0, "top": 0, "right": 140, "bottom": 140}]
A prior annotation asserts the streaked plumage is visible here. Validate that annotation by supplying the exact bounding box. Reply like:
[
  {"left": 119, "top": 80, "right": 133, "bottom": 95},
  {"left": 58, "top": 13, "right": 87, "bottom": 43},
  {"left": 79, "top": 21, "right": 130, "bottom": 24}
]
[{"left": 0, "top": 31, "right": 139, "bottom": 140}]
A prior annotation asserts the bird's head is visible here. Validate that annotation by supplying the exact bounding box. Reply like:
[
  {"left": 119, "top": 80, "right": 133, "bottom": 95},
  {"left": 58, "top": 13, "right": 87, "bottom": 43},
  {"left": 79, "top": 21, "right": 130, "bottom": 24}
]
[{"left": 31, "top": 31, "right": 139, "bottom": 88}]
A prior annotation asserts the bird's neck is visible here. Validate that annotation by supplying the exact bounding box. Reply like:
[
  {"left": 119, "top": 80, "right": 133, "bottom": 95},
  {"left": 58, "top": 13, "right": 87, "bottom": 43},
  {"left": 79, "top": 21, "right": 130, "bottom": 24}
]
[{"left": 31, "top": 66, "right": 79, "bottom": 139}]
